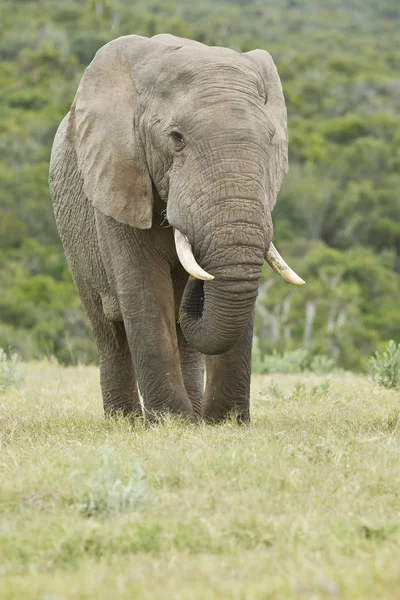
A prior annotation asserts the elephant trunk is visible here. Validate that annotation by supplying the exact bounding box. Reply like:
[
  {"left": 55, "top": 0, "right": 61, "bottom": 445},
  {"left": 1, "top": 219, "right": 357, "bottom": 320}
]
[
  {"left": 174, "top": 227, "right": 304, "bottom": 355},
  {"left": 179, "top": 271, "right": 260, "bottom": 355},
  {"left": 176, "top": 205, "right": 266, "bottom": 355},
  {"left": 170, "top": 136, "right": 303, "bottom": 355}
]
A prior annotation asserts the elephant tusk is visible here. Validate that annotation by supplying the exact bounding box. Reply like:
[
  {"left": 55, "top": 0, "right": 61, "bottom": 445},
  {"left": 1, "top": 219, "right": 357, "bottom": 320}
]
[
  {"left": 265, "top": 242, "right": 305, "bottom": 286},
  {"left": 174, "top": 229, "right": 215, "bottom": 281}
]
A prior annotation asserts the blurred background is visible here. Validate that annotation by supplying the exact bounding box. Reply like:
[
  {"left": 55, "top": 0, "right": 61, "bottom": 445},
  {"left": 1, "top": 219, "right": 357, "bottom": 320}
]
[{"left": 1, "top": 0, "right": 399, "bottom": 372}]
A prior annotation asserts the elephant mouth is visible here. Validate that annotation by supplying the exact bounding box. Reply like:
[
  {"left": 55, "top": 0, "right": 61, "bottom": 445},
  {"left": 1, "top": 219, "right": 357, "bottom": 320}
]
[
  {"left": 175, "top": 227, "right": 305, "bottom": 355},
  {"left": 174, "top": 228, "right": 305, "bottom": 286},
  {"left": 174, "top": 230, "right": 214, "bottom": 281}
]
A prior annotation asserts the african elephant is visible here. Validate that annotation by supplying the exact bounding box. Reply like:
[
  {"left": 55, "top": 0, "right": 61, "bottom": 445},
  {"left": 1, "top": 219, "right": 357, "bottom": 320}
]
[{"left": 49, "top": 33, "right": 304, "bottom": 423}]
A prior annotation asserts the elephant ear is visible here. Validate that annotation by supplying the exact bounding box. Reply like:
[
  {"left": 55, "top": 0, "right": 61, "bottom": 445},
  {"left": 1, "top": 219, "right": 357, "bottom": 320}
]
[
  {"left": 67, "top": 35, "right": 153, "bottom": 229},
  {"left": 245, "top": 49, "right": 288, "bottom": 211}
]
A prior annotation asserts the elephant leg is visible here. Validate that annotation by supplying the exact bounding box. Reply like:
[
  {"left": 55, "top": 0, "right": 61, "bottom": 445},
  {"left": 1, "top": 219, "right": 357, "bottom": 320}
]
[
  {"left": 95, "top": 213, "right": 193, "bottom": 421},
  {"left": 98, "top": 321, "right": 142, "bottom": 417},
  {"left": 172, "top": 265, "right": 204, "bottom": 416},
  {"left": 122, "top": 278, "right": 193, "bottom": 421},
  {"left": 71, "top": 278, "right": 141, "bottom": 416},
  {"left": 203, "top": 310, "right": 254, "bottom": 424},
  {"left": 88, "top": 294, "right": 142, "bottom": 416},
  {"left": 176, "top": 326, "right": 204, "bottom": 417}
]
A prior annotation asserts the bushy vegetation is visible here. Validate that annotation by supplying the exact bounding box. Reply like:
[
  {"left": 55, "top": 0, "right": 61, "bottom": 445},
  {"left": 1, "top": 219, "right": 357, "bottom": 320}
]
[
  {"left": 252, "top": 339, "right": 337, "bottom": 374},
  {"left": 75, "top": 448, "right": 148, "bottom": 517},
  {"left": 368, "top": 340, "right": 400, "bottom": 389},
  {"left": 1, "top": 362, "right": 400, "bottom": 598},
  {"left": 0, "top": 348, "right": 24, "bottom": 392},
  {"left": 1, "top": 0, "right": 400, "bottom": 368}
]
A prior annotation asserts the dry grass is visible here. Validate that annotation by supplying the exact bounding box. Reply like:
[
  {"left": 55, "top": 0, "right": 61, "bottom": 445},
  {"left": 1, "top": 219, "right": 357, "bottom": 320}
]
[{"left": 1, "top": 361, "right": 400, "bottom": 599}]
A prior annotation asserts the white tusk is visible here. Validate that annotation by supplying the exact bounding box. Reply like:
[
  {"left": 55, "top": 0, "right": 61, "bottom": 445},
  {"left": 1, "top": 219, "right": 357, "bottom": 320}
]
[
  {"left": 266, "top": 242, "right": 305, "bottom": 286},
  {"left": 174, "top": 229, "right": 215, "bottom": 281}
]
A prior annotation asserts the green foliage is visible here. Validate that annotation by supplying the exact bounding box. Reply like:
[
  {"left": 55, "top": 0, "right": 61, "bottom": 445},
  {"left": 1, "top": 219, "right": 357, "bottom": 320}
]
[
  {"left": 256, "top": 241, "right": 400, "bottom": 370},
  {"left": 367, "top": 340, "right": 400, "bottom": 389},
  {"left": 309, "top": 354, "right": 336, "bottom": 375},
  {"left": 321, "top": 115, "right": 370, "bottom": 144},
  {"left": 0, "top": 348, "right": 25, "bottom": 392},
  {"left": 252, "top": 337, "right": 336, "bottom": 374},
  {"left": 253, "top": 342, "right": 308, "bottom": 374},
  {"left": 76, "top": 448, "right": 148, "bottom": 518},
  {"left": 1, "top": 0, "right": 400, "bottom": 367},
  {"left": 311, "top": 377, "right": 331, "bottom": 397}
]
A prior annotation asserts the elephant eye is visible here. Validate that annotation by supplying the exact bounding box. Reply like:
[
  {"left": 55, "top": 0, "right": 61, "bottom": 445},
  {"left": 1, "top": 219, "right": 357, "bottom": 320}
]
[{"left": 170, "top": 130, "right": 185, "bottom": 150}]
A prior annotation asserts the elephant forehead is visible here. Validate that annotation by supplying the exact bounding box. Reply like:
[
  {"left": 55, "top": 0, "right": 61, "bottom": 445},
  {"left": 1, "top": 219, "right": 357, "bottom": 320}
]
[{"left": 154, "top": 49, "right": 262, "bottom": 95}]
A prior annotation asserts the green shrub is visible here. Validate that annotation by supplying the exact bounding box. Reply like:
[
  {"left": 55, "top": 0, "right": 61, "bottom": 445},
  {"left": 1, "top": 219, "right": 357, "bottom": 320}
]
[
  {"left": 0, "top": 348, "right": 25, "bottom": 392},
  {"left": 75, "top": 448, "right": 148, "bottom": 518},
  {"left": 321, "top": 115, "right": 369, "bottom": 144},
  {"left": 367, "top": 340, "right": 400, "bottom": 389},
  {"left": 262, "top": 349, "right": 308, "bottom": 374},
  {"left": 253, "top": 337, "right": 336, "bottom": 375},
  {"left": 252, "top": 339, "right": 308, "bottom": 374},
  {"left": 309, "top": 354, "right": 336, "bottom": 374}
]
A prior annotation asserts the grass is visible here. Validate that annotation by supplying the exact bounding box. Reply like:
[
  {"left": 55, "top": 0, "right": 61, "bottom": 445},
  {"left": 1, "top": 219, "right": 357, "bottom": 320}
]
[{"left": 1, "top": 362, "right": 400, "bottom": 599}]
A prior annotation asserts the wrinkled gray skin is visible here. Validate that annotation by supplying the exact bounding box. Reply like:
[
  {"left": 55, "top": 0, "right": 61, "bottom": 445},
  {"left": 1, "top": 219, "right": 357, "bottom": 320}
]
[{"left": 49, "top": 34, "right": 288, "bottom": 423}]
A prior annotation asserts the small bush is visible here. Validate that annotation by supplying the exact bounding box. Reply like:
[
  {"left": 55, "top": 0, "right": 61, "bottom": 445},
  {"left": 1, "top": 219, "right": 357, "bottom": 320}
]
[
  {"left": 311, "top": 377, "right": 331, "bottom": 396},
  {"left": 262, "top": 349, "right": 308, "bottom": 374},
  {"left": 0, "top": 348, "right": 25, "bottom": 392},
  {"left": 253, "top": 339, "right": 308, "bottom": 375},
  {"left": 289, "top": 380, "right": 307, "bottom": 400},
  {"left": 309, "top": 354, "right": 336, "bottom": 374},
  {"left": 253, "top": 337, "right": 336, "bottom": 375},
  {"left": 76, "top": 448, "right": 148, "bottom": 518},
  {"left": 367, "top": 340, "right": 400, "bottom": 389},
  {"left": 266, "top": 380, "right": 284, "bottom": 399}
]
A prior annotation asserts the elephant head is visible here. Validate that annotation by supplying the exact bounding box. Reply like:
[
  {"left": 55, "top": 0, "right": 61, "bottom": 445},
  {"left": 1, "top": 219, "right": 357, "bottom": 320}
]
[{"left": 68, "top": 34, "right": 304, "bottom": 356}]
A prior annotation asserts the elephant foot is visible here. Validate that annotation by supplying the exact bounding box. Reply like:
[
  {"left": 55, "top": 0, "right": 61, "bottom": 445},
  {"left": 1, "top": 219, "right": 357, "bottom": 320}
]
[
  {"left": 141, "top": 387, "right": 195, "bottom": 424},
  {"left": 202, "top": 402, "right": 250, "bottom": 425},
  {"left": 103, "top": 396, "right": 143, "bottom": 418},
  {"left": 144, "top": 407, "right": 196, "bottom": 425}
]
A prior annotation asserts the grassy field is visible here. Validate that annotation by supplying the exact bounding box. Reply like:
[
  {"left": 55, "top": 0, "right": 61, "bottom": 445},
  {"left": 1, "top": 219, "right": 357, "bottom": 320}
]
[{"left": 1, "top": 362, "right": 400, "bottom": 599}]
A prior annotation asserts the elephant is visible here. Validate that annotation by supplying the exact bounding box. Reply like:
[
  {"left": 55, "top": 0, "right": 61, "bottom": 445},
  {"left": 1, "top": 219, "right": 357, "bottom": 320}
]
[{"left": 49, "top": 33, "right": 304, "bottom": 424}]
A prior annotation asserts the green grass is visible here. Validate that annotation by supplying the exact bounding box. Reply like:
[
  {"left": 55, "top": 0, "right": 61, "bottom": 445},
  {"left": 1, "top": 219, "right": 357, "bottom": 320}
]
[{"left": 1, "top": 362, "right": 400, "bottom": 599}]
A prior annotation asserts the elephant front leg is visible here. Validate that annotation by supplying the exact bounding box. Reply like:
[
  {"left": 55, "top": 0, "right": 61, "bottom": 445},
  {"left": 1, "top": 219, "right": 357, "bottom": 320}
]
[
  {"left": 71, "top": 276, "right": 142, "bottom": 418},
  {"left": 99, "top": 334, "right": 142, "bottom": 418},
  {"left": 177, "top": 326, "right": 204, "bottom": 417},
  {"left": 96, "top": 214, "right": 193, "bottom": 422},
  {"left": 121, "top": 276, "right": 194, "bottom": 422},
  {"left": 203, "top": 311, "right": 254, "bottom": 423},
  {"left": 173, "top": 265, "right": 204, "bottom": 417},
  {"left": 123, "top": 313, "right": 194, "bottom": 422}
]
